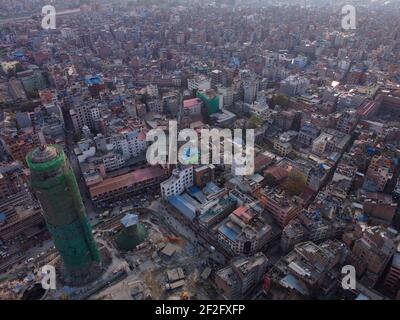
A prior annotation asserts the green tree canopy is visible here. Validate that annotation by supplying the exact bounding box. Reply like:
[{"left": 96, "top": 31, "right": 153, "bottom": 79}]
[{"left": 247, "top": 114, "right": 263, "bottom": 129}]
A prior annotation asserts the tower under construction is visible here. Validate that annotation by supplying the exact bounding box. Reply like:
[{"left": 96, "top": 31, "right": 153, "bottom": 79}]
[
  {"left": 116, "top": 213, "right": 148, "bottom": 251},
  {"left": 26, "top": 145, "right": 101, "bottom": 281}
]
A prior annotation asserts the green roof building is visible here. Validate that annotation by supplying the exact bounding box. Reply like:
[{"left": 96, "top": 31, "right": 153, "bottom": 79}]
[
  {"left": 26, "top": 145, "right": 101, "bottom": 278},
  {"left": 196, "top": 90, "right": 221, "bottom": 115},
  {"left": 116, "top": 213, "right": 148, "bottom": 251}
]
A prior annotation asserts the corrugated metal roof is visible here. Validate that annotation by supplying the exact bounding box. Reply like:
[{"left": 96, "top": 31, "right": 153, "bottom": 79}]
[
  {"left": 218, "top": 224, "right": 238, "bottom": 241},
  {"left": 120, "top": 213, "right": 138, "bottom": 228},
  {"left": 169, "top": 195, "right": 196, "bottom": 221},
  {"left": 0, "top": 212, "right": 6, "bottom": 223}
]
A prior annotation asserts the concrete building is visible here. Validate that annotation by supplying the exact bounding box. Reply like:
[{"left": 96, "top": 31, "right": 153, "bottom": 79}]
[
  {"left": 217, "top": 205, "right": 272, "bottom": 255},
  {"left": 273, "top": 140, "right": 292, "bottom": 156},
  {"left": 162, "top": 92, "right": 179, "bottom": 115},
  {"left": 281, "top": 209, "right": 348, "bottom": 252},
  {"left": 243, "top": 80, "right": 258, "bottom": 104},
  {"left": 147, "top": 99, "right": 163, "bottom": 114},
  {"left": 211, "top": 69, "right": 224, "bottom": 89},
  {"left": 89, "top": 166, "right": 169, "bottom": 205},
  {"left": 266, "top": 240, "right": 348, "bottom": 299},
  {"left": 297, "top": 123, "right": 320, "bottom": 146},
  {"left": 336, "top": 110, "right": 358, "bottom": 134},
  {"left": 312, "top": 130, "right": 351, "bottom": 156},
  {"left": 347, "top": 225, "right": 398, "bottom": 287},
  {"left": 183, "top": 98, "right": 202, "bottom": 117},
  {"left": 364, "top": 155, "right": 394, "bottom": 193},
  {"left": 215, "top": 253, "right": 268, "bottom": 299},
  {"left": 188, "top": 75, "right": 211, "bottom": 92},
  {"left": 217, "top": 86, "right": 234, "bottom": 108},
  {"left": 256, "top": 187, "right": 303, "bottom": 227},
  {"left": 384, "top": 246, "right": 400, "bottom": 296},
  {"left": 161, "top": 166, "right": 194, "bottom": 200},
  {"left": 280, "top": 75, "right": 310, "bottom": 97}
]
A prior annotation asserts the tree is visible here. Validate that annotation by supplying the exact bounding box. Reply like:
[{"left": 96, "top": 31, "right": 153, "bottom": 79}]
[
  {"left": 20, "top": 101, "right": 37, "bottom": 112},
  {"left": 272, "top": 93, "right": 289, "bottom": 108},
  {"left": 264, "top": 173, "right": 277, "bottom": 187},
  {"left": 15, "top": 63, "right": 24, "bottom": 73},
  {"left": 247, "top": 114, "right": 263, "bottom": 129},
  {"left": 281, "top": 174, "right": 307, "bottom": 196}
]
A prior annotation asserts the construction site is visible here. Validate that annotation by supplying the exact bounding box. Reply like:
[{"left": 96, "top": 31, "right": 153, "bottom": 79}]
[{"left": 0, "top": 202, "right": 218, "bottom": 300}]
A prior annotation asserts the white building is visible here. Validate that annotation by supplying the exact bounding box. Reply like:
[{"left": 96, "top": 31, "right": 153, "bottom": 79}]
[
  {"left": 243, "top": 80, "right": 259, "bottom": 104},
  {"left": 161, "top": 166, "right": 194, "bottom": 199},
  {"left": 274, "top": 140, "right": 293, "bottom": 156},
  {"left": 217, "top": 86, "right": 234, "bottom": 108},
  {"left": 147, "top": 99, "right": 163, "bottom": 113},
  {"left": 102, "top": 153, "right": 125, "bottom": 172},
  {"left": 76, "top": 140, "right": 96, "bottom": 163},
  {"left": 312, "top": 132, "right": 334, "bottom": 155},
  {"left": 188, "top": 75, "right": 211, "bottom": 92},
  {"left": 112, "top": 130, "right": 148, "bottom": 160},
  {"left": 95, "top": 129, "right": 148, "bottom": 160},
  {"left": 146, "top": 84, "right": 159, "bottom": 98},
  {"left": 70, "top": 104, "right": 93, "bottom": 133},
  {"left": 280, "top": 75, "right": 310, "bottom": 97},
  {"left": 183, "top": 98, "right": 202, "bottom": 116}
]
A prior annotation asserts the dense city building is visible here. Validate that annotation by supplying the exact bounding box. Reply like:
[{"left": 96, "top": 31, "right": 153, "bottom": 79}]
[{"left": 0, "top": 0, "right": 400, "bottom": 302}]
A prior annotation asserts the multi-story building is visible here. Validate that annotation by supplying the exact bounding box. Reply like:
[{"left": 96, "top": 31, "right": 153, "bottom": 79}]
[
  {"left": 346, "top": 225, "right": 398, "bottom": 287},
  {"left": 194, "top": 165, "right": 215, "bottom": 188},
  {"left": 147, "top": 98, "right": 163, "bottom": 114},
  {"left": 70, "top": 102, "right": 98, "bottom": 134},
  {"left": 280, "top": 75, "right": 310, "bottom": 97},
  {"left": 0, "top": 161, "right": 26, "bottom": 199},
  {"left": 384, "top": 247, "right": 400, "bottom": 296},
  {"left": 273, "top": 140, "right": 292, "bottom": 156},
  {"left": 273, "top": 131, "right": 297, "bottom": 157},
  {"left": 89, "top": 166, "right": 169, "bottom": 205},
  {"left": 364, "top": 155, "right": 394, "bottom": 192},
  {"left": 211, "top": 69, "right": 224, "bottom": 89},
  {"left": 161, "top": 166, "right": 194, "bottom": 200},
  {"left": 217, "top": 205, "right": 272, "bottom": 255},
  {"left": 215, "top": 253, "right": 268, "bottom": 299},
  {"left": 0, "top": 133, "right": 36, "bottom": 165},
  {"left": 362, "top": 193, "right": 397, "bottom": 225},
  {"left": 217, "top": 86, "right": 234, "bottom": 108},
  {"left": 27, "top": 145, "right": 101, "bottom": 281},
  {"left": 0, "top": 190, "right": 45, "bottom": 244},
  {"left": 100, "top": 153, "right": 126, "bottom": 173},
  {"left": 281, "top": 209, "right": 348, "bottom": 252},
  {"left": 332, "top": 162, "right": 358, "bottom": 193},
  {"left": 94, "top": 128, "right": 148, "bottom": 161},
  {"left": 256, "top": 187, "right": 303, "bottom": 227},
  {"left": 183, "top": 98, "right": 202, "bottom": 117},
  {"left": 188, "top": 75, "right": 211, "bottom": 92},
  {"left": 336, "top": 110, "right": 358, "bottom": 134},
  {"left": 243, "top": 80, "right": 259, "bottom": 104},
  {"left": 265, "top": 240, "right": 348, "bottom": 299},
  {"left": 312, "top": 130, "right": 351, "bottom": 156},
  {"left": 162, "top": 92, "right": 179, "bottom": 115},
  {"left": 297, "top": 122, "right": 320, "bottom": 146}
]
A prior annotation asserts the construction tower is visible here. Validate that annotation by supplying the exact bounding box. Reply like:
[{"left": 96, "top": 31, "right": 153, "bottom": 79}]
[
  {"left": 26, "top": 145, "right": 101, "bottom": 280},
  {"left": 116, "top": 213, "right": 148, "bottom": 251}
]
